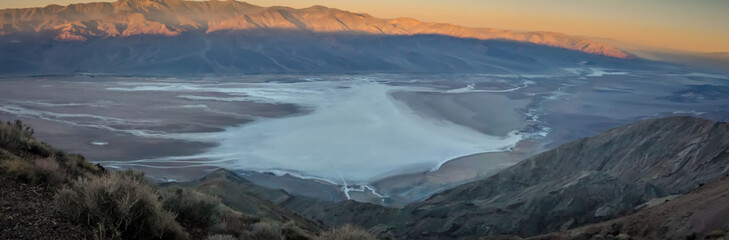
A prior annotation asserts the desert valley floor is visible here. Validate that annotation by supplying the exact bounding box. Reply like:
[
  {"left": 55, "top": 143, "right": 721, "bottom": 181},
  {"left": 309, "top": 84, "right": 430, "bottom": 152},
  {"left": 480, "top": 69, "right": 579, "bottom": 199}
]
[{"left": 1, "top": 67, "right": 728, "bottom": 204}]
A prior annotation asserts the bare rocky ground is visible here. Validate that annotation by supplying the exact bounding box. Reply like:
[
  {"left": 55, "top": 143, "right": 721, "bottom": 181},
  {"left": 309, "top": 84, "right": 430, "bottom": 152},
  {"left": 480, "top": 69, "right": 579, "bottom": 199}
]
[{"left": 0, "top": 176, "right": 93, "bottom": 240}]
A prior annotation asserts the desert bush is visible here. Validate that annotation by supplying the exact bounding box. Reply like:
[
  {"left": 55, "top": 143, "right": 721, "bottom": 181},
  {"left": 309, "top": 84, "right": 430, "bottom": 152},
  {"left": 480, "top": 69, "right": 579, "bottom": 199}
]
[
  {"left": 162, "top": 186, "right": 221, "bottom": 226},
  {"left": 0, "top": 120, "right": 53, "bottom": 157},
  {"left": 0, "top": 148, "right": 19, "bottom": 161},
  {"left": 280, "top": 221, "right": 314, "bottom": 240},
  {"left": 63, "top": 153, "right": 99, "bottom": 178},
  {"left": 209, "top": 206, "right": 258, "bottom": 237},
  {"left": 32, "top": 156, "right": 66, "bottom": 186},
  {"left": 1, "top": 120, "right": 100, "bottom": 185},
  {"left": 243, "top": 221, "right": 284, "bottom": 240},
  {"left": 206, "top": 234, "right": 237, "bottom": 240},
  {"left": 706, "top": 230, "right": 727, "bottom": 239},
  {"left": 55, "top": 170, "right": 188, "bottom": 240},
  {"left": 0, "top": 157, "right": 33, "bottom": 181},
  {"left": 1, "top": 154, "right": 80, "bottom": 186},
  {"left": 318, "top": 225, "right": 376, "bottom": 240}
]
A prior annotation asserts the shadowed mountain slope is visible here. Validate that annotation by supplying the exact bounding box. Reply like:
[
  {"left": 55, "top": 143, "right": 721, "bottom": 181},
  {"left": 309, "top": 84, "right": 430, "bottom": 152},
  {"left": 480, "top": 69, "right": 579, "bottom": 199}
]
[
  {"left": 387, "top": 116, "right": 729, "bottom": 239},
  {"left": 0, "top": 31, "right": 640, "bottom": 76},
  {"left": 530, "top": 175, "right": 729, "bottom": 240}
]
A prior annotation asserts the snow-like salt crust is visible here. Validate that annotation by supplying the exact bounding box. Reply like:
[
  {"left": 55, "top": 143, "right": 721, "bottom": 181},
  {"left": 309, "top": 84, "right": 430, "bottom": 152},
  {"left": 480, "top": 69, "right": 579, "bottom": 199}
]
[
  {"left": 199, "top": 80, "right": 522, "bottom": 181},
  {"left": 105, "top": 78, "right": 525, "bottom": 182}
]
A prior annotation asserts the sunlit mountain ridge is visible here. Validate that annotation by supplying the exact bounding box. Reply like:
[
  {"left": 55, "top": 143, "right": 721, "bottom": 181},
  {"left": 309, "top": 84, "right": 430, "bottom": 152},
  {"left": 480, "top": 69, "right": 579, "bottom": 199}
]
[{"left": 0, "top": 0, "right": 629, "bottom": 58}]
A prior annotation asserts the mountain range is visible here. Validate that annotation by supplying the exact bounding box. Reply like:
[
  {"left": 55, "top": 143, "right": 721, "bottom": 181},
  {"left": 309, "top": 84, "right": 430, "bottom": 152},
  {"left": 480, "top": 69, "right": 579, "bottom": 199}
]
[
  {"left": 0, "top": 0, "right": 628, "bottom": 58},
  {"left": 0, "top": 0, "right": 640, "bottom": 75}
]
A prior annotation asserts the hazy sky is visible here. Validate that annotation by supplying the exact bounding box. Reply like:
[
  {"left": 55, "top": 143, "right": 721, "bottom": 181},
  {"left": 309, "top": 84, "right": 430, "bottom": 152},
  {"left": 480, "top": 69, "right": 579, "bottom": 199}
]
[{"left": 2, "top": 0, "right": 728, "bottom": 53}]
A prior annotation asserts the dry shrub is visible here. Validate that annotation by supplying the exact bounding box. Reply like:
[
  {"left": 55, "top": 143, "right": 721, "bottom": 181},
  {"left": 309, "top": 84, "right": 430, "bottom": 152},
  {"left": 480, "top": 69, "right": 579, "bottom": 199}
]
[
  {"left": 0, "top": 157, "right": 33, "bottom": 181},
  {"left": 243, "top": 221, "right": 284, "bottom": 240},
  {"left": 209, "top": 206, "right": 257, "bottom": 237},
  {"left": 0, "top": 120, "right": 53, "bottom": 157},
  {"left": 281, "top": 221, "right": 314, "bottom": 240},
  {"left": 32, "top": 157, "right": 66, "bottom": 185},
  {"left": 2, "top": 156, "right": 70, "bottom": 186},
  {"left": 64, "top": 153, "right": 99, "bottom": 178},
  {"left": 1, "top": 120, "right": 100, "bottom": 185},
  {"left": 55, "top": 170, "right": 188, "bottom": 240},
  {"left": 0, "top": 148, "right": 19, "bottom": 161},
  {"left": 162, "top": 186, "right": 221, "bottom": 226},
  {"left": 206, "top": 234, "right": 237, "bottom": 240},
  {"left": 318, "top": 224, "right": 376, "bottom": 240}
]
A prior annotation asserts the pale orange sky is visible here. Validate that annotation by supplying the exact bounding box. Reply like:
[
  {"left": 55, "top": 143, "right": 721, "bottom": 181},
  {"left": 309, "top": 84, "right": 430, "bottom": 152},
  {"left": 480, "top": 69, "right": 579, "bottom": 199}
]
[{"left": 2, "top": 0, "right": 728, "bottom": 53}]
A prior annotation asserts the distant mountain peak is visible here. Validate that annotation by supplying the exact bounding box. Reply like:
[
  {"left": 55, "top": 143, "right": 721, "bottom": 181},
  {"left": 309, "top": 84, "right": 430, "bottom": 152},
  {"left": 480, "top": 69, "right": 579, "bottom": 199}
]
[{"left": 116, "top": 0, "right": 180, "bottom": 3}]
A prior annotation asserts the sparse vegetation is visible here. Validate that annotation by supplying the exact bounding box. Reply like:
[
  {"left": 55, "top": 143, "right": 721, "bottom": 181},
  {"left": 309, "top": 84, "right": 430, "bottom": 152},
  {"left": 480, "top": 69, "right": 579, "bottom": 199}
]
[
  {"left": 0, "top": 120, "right": 53, "bottom": 158},
  {"left": 162, "top": 186, "right": 221, "bottom": 226},
  {"left": 0, "top": 120, "right": 102, "bottom": 187},
  {"left": 244, "top": 221, "right": 285, "bottom": 240},
  {"left": 63, "top": 153, "right": 101, "bottom": 179},
  {"left": 206, "top": 234, "right": 238, "bottom": 240},
  {"left": 32, "top": 156, "right": 65, "bottom": 185},
  {"left": 2, "top": 120, "right": 326, "bottom": 240},
  {"left": 208, "top": 205, "right": 258, "bottom": 237},
  {"left": 318, "top": 225, "right": 377, "bottom": 240},
  {"left": 706, "top": 230, "right": 727, "bottom": 239},
  {"left": 0, "top": 157, "right": 33, "bottom": 181},
  {"left": 319, "top": 224, "right": 377, "bottom": 240},
  {"left": 55, "top": 170, "right": 188, "bottom": 240}
]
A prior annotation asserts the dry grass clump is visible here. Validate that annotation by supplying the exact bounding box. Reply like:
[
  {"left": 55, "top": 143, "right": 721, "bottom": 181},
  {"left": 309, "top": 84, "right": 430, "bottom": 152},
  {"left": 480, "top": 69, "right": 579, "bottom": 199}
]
[
  {"left": 1, "top": 155, "right": 74, "bottom": 186},
  {"left": 706, "top": 230, "right": 727, "bottom": 239},
  {"left": 208, "top": 206, "right": 258, "bottom": 237},
  {"left": 205, "top": 206, "right": 312, "bottom": 240},
  {"left": 239, "top": 221, "right": 313, "bottom": 240},
  {"left": 280, "top": 221, "right": 315, "bottom": 240},
  {"left": 206, "top": 234, "right": 238, "bottom": 240},
  {"left": 246, "top": 221, "right": 284, "bottom": 240},
  {"left": 32, "top": 156, "right": 66, "bottom": 185},
  {"left": 318, "top": 224, "right": 377, "bottom": 240},
  {"left": 0, "top": 120, "right": 102, "bottom": 187},
  {"left": 55, "top": 170, "right": 188, "bottom": 240},
  {"left": 0, "top": 120, "right": 53, "bottom": 158},
  {"left": 0, "top": 157, "right": 33, "bottom": 181},
  {"left": 63, "top": 153, "right": 100, "bottom": 179},
  {"left": 162, "top": 186, "right": 221, "bottom": 226}
]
